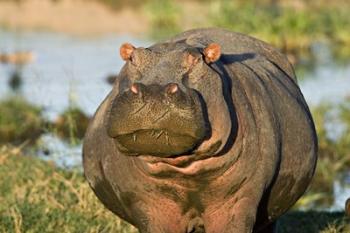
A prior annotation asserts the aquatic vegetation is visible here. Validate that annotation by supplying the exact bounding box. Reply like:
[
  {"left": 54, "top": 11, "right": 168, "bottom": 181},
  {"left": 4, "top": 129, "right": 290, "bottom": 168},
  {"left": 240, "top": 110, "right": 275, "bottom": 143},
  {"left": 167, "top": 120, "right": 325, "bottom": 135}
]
[
  {"left": 0, "top": 146, "right": 347, "bottom": 233},
  {"left": 0, "top": 94, "right": 90, "bottom": 146},
  {"left": 0, "top": 96, "right": 90, "bottom": 146},
  {"left": 52, "top": 107, "right": 90, "bottom": 144},
  {"left": 0, "top": 97, "right": 45, "bottom": 145},
  {"left": 297, "top": 97, "right": 350, "bottom": 209}
]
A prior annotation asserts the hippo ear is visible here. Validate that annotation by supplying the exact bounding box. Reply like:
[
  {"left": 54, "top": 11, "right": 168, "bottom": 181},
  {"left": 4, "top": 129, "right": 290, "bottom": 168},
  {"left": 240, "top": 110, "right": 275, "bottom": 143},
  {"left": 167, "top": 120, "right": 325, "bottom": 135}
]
[
  {"left": 203, "top": 43, "right": 221, "bottom": 63},
  {"left": 120, "top": 43, "right": 135, "bottom": 61}
]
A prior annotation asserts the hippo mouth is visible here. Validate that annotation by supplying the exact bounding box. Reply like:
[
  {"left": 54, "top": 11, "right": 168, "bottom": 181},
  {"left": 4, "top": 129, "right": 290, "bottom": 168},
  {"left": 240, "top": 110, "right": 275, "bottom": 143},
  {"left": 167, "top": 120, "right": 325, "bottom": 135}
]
[
  {"left": 114, "top": 128, "right": 205, "bottom": 157},
  {"left": 137, "top": 139, "right": 222, "bottom": 167}
]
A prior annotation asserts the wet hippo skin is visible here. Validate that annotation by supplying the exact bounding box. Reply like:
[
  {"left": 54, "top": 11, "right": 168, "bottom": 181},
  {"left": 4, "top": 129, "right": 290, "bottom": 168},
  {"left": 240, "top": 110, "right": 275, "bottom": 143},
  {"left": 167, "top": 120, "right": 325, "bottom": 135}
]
[{"left": 83, "top": 28, "right": 318, "bottom": 233}]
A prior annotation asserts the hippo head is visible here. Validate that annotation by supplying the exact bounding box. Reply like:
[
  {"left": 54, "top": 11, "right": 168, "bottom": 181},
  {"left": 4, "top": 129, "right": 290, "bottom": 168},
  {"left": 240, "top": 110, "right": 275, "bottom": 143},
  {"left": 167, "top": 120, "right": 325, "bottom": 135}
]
[{"left": 107, "top": 40, "right": 233, "bottom": 161}]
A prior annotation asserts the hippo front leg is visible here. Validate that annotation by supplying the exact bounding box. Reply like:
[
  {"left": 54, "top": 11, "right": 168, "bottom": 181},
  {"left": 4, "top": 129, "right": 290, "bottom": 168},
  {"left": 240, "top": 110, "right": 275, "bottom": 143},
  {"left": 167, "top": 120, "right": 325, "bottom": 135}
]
[
  {"left": 133, "top": 203, "right": 189, "bottom": 233},
  {"left": 224, "top": 197, "right": 260, "bottom": 233},
  {"left": 205, "top": 195, "right": 262, "bottom": 233}
]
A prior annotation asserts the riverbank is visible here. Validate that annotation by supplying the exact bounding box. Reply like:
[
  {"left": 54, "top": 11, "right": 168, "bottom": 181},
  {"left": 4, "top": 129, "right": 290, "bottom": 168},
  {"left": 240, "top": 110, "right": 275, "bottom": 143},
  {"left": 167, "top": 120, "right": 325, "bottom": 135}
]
[
  {"left": 0, "top": 146, "right": 348, "bottom": 233},
  {"left": 0, "top": 0, "right": 149, "bottom": 37}
]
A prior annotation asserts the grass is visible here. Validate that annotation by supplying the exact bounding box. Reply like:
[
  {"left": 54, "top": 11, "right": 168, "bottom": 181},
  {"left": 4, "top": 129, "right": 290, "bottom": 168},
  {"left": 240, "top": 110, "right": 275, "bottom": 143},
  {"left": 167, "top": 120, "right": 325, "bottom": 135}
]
[
  {"left": 0, "top": 146, "right": 137, "bottom": 233},
  {"left": 0, "top": 146, "right": 348, "bottom": 233},
  {"left": 278, "top": 211, "right": 350, "bottom": 233}
]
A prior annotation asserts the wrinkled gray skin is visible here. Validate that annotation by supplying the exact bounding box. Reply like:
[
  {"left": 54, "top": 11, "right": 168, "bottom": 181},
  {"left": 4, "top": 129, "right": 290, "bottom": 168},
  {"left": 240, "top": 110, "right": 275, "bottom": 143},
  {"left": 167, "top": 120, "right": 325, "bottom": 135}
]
[{"left": 83, "top": 28, "right": 317, "bottom": 233}]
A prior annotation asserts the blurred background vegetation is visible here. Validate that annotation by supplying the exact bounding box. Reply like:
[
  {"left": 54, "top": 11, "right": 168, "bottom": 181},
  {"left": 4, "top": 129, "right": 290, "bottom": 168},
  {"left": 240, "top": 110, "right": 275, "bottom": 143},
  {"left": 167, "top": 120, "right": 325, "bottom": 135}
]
[{"left": 0, "top": 0, "right": 350, "bottom": 232}]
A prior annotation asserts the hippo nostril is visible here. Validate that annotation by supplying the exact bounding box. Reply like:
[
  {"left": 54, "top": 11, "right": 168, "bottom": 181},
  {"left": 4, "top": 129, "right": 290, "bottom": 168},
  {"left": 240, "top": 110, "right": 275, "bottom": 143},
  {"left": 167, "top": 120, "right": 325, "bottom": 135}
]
[
  {"left": 130, "top": 83, "right": 140, "bottom": 94},
  {"left": 165, "top": 83, "right": 179, "bottom": 94}
]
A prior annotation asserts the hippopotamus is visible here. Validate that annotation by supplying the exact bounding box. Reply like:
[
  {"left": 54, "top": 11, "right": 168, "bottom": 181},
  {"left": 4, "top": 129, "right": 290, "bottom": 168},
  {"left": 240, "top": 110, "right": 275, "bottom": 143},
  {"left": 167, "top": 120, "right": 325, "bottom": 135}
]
[{"left": 83, "top": 28, "right": 317, "bottom": 233}]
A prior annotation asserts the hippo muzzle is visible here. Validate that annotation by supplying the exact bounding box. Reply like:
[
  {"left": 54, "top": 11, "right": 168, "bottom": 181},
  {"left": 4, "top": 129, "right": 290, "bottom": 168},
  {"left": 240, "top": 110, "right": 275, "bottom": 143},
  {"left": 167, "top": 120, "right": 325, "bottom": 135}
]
[{"left": 107, "top": 82, "right": 208, "bottom": 157}]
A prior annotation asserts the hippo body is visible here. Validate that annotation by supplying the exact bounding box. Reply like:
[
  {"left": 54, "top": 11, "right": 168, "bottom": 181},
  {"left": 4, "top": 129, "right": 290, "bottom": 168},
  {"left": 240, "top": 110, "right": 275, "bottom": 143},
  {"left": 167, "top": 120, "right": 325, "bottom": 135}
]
[{"left": 83, "top": 28, "right": 317, "bottom": 233}]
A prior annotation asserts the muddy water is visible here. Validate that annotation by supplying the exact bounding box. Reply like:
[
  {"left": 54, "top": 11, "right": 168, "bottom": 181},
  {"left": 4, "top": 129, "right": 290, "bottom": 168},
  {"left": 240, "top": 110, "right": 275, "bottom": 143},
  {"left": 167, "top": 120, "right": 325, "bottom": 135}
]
[{"left": 0, "top": 30, "right": 349, "bottom": 210}]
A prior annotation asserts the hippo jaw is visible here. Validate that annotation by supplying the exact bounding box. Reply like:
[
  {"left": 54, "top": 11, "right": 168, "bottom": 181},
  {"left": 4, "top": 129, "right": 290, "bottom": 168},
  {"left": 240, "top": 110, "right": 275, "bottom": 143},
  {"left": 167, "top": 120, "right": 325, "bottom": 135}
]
[{"left": 114, "top": 129, "right": 203, "bottom": 156}]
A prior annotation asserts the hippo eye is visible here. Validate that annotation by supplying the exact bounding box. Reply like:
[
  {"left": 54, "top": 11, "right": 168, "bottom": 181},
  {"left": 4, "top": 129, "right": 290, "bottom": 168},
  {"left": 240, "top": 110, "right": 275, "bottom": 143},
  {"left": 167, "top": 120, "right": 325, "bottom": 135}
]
[
  {"left": 129, "top": 53, "right": 136, "bottom": 65},
  {"left": 183, "top": 52, "right": 201, "bottom": 71},
  {"left": 184, "top": 63, "right": 208, "bottom": 85},
  {"left": 129, "top": 49, "right": 152, "bottom": 68},
  {"left": 187, "top": 53, "right": 200, "bottom": 67}
]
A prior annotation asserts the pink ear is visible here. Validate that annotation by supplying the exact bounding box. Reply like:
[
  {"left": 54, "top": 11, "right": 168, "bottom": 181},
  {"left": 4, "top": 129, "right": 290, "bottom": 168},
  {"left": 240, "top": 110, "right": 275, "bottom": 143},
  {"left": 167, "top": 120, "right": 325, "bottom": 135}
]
[
  {"left": 120, "top": 43, "right": 135, "bottom": 61},
  {"left": 203, "top": 43, "right": 221, "bottom": 63}
]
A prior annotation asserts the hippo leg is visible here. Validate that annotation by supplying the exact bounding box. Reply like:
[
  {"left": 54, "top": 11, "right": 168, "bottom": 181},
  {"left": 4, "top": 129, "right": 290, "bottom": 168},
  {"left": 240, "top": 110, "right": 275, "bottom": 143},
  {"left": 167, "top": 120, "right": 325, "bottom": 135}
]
[
  {"left": 205, "top": 196, "right": 261, "bottom": 233},
  {"left": 133, "top": 202, "right": 189, "bottom": 233},
  {"left": 224, "top": 197, "right": 260, "bottom": 233}
]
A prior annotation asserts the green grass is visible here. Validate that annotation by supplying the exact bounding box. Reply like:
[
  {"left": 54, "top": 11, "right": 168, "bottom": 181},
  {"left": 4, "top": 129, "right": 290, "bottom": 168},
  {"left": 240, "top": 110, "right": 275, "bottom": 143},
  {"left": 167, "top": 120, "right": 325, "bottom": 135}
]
[{"left": 0, "top": 146, "right": 348, "bottom": 233}]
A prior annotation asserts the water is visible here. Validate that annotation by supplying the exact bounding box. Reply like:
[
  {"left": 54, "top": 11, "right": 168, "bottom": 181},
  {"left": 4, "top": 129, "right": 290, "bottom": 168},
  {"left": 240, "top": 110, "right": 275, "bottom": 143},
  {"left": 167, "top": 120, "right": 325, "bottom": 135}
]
[
  {"left": 0, "top": 30, "right": 150, "bottom": 120},
  {"left": 1, "top": 30, "right": 349, "bottom": 210},
  {"left": 1, "top": 31, "right": 349, "bottom": 117}
]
